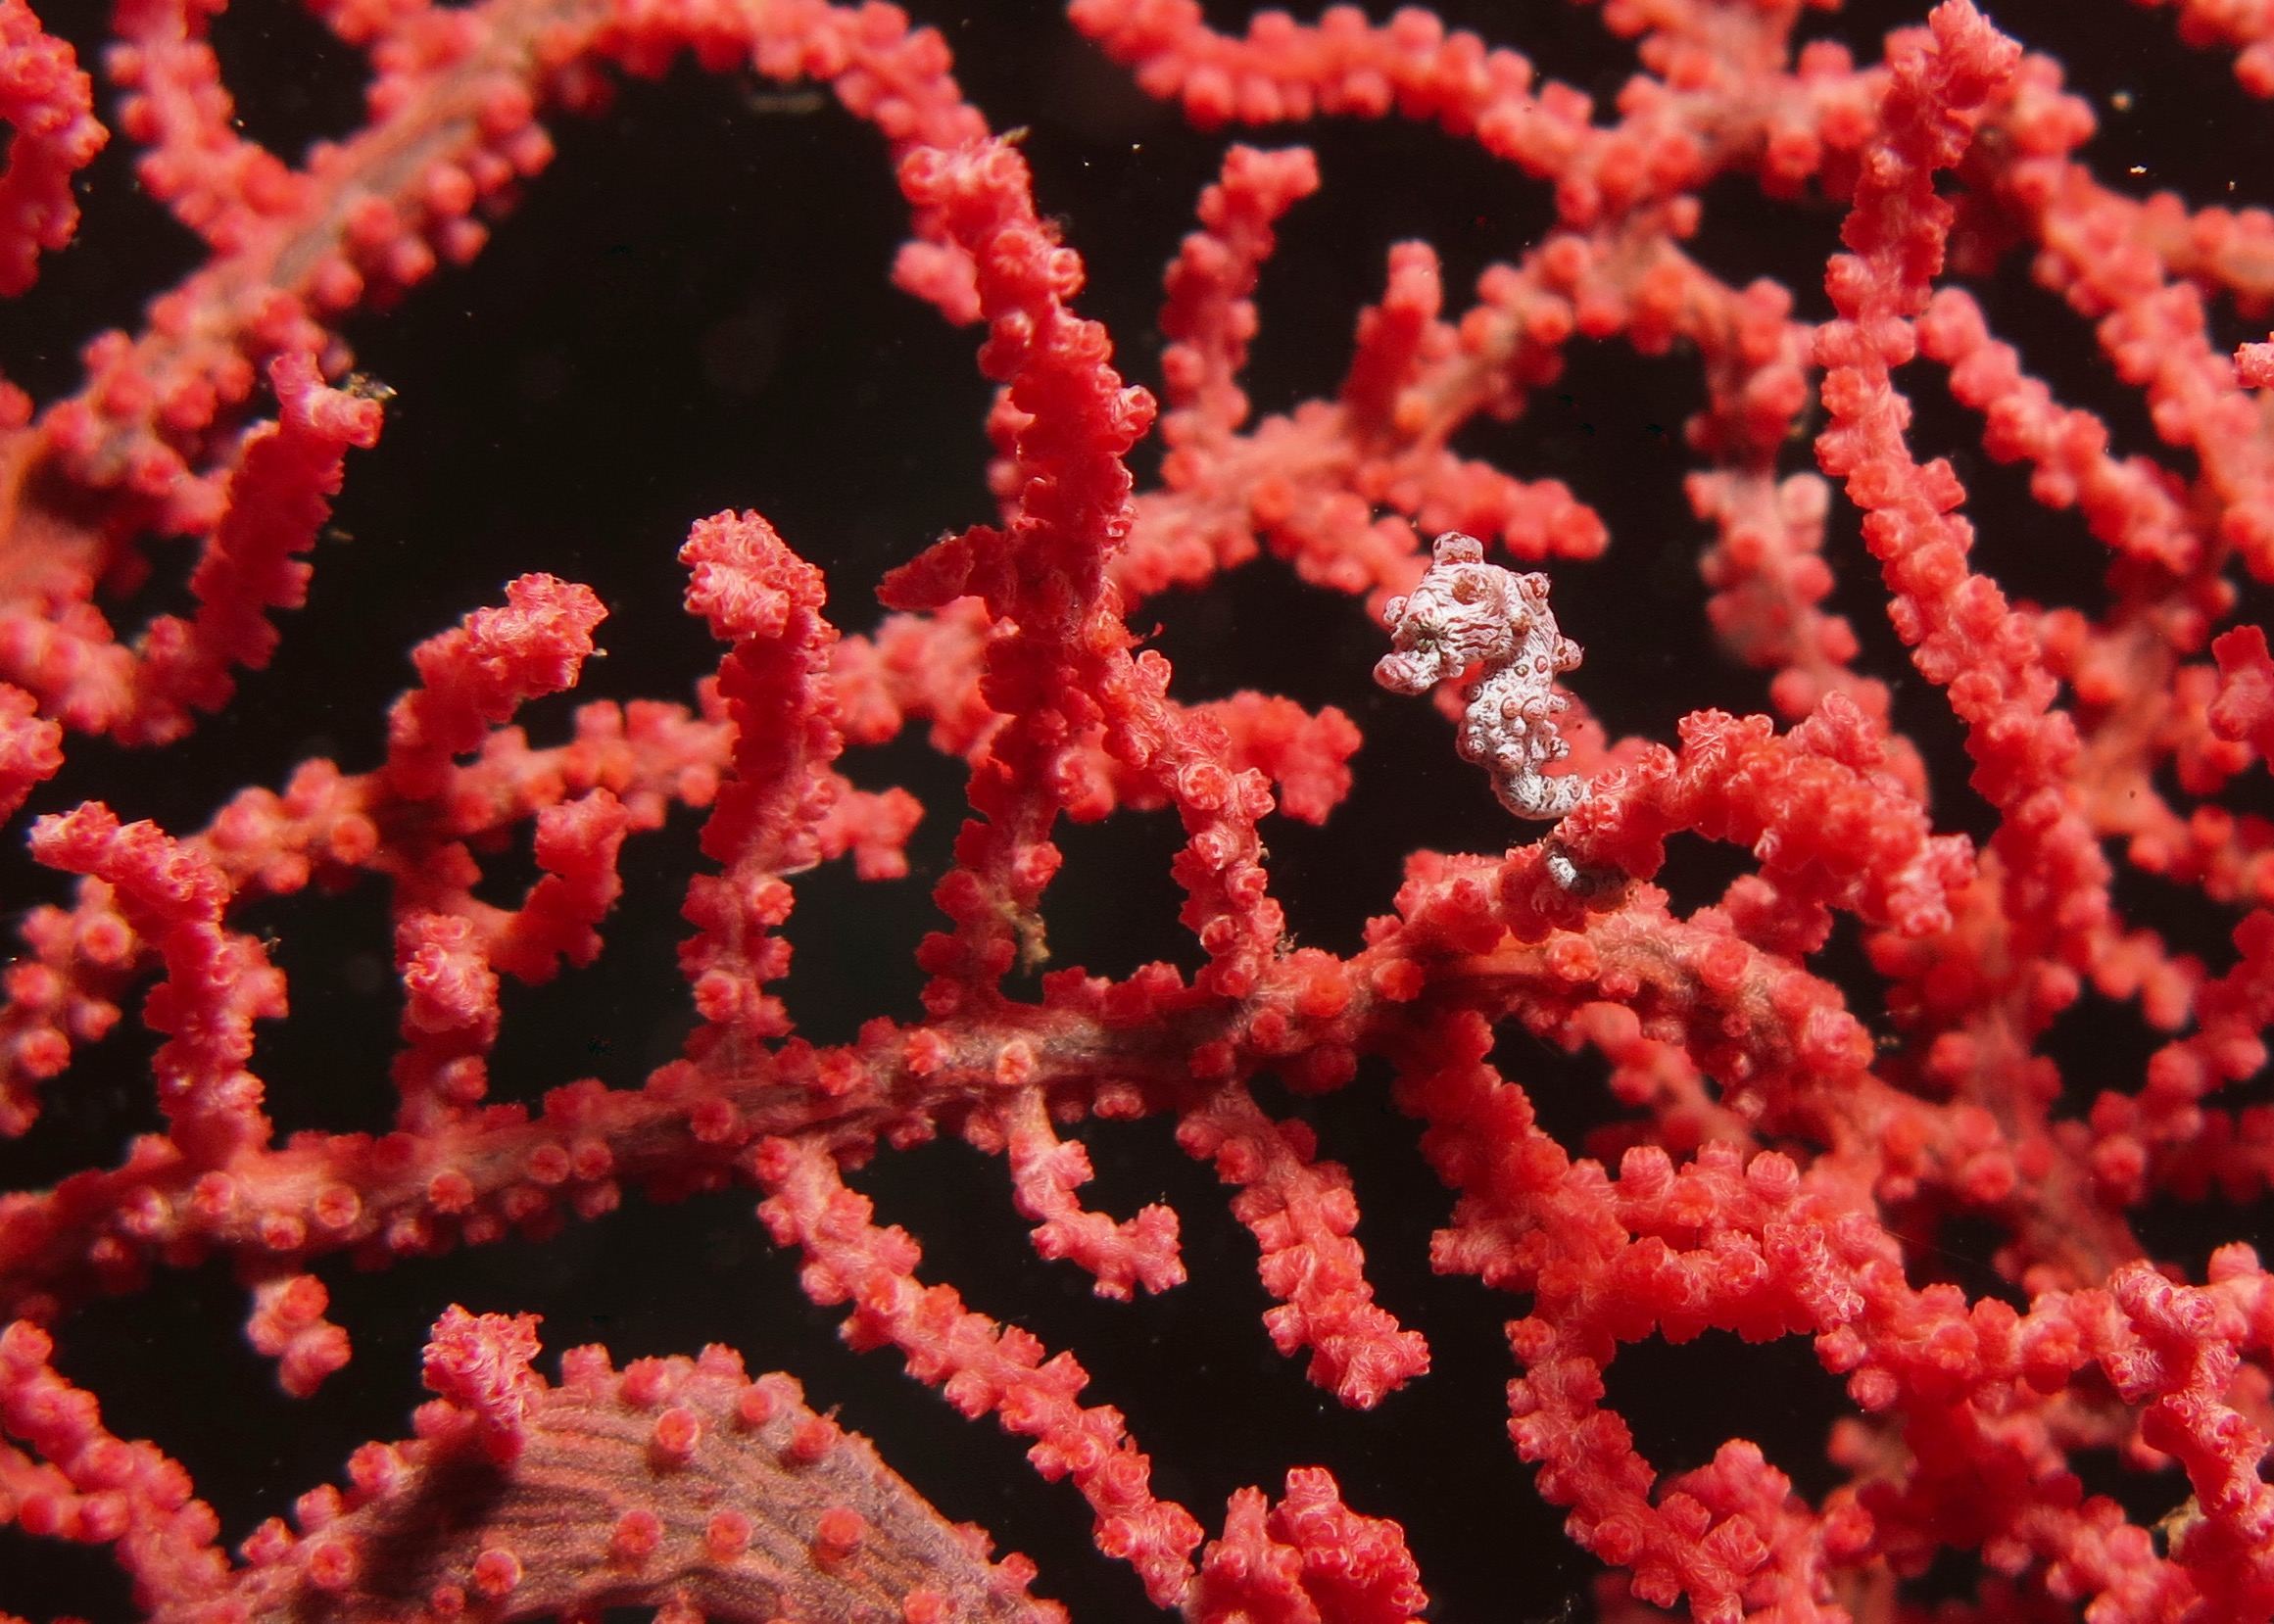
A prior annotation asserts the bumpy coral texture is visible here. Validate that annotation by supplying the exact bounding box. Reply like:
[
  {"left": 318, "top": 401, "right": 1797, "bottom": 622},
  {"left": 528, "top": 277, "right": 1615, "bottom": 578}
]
[{"left": 4, "top": 1, "right": 2274, "bottom": 1624}]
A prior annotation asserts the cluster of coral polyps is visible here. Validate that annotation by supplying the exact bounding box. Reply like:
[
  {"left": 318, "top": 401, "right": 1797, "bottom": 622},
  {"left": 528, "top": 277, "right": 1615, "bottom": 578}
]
[{"left": 6, "top": 0, "right": 2274, "bottom": 1620}]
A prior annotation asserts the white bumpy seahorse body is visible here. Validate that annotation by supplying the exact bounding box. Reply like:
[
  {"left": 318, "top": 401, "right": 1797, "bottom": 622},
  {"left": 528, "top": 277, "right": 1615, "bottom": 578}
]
[{"left": 1374, "top": 531, "right": 1587, "bottom": 820}]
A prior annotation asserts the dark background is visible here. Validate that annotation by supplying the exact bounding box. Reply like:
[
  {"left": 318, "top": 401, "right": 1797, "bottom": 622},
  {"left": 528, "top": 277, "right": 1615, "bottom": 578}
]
[{"left": 4, "top": 0, "right": 2272, "bottom": 1620}]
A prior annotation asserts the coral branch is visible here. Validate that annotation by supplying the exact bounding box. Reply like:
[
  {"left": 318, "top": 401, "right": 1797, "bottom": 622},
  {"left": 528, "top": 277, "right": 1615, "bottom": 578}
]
[
  {"left": 1, "top": 1313, "right": 1067, "bottom": 1624},
  {"left": 9, "top": 0, "right": 2274, "bottom": 1621}
]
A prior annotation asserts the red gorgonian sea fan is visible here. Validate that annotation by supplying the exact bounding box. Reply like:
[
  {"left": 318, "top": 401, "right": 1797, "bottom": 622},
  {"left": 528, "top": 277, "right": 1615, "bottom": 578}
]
[{"left": 5, "top": 0, "right": 2274, "bottom": 1621}]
